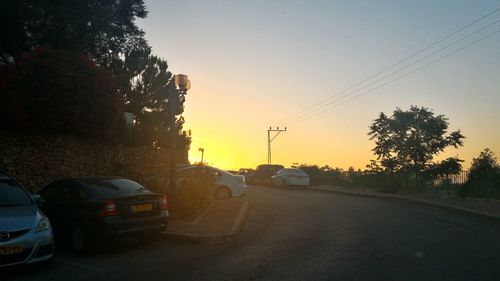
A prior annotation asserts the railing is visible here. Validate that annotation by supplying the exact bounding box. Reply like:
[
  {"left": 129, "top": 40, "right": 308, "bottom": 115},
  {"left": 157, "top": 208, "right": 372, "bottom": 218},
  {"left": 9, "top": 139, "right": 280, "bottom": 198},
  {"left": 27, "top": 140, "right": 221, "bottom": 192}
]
[{"left": 424, "top": 171, "right": 469, "bottom": 195}]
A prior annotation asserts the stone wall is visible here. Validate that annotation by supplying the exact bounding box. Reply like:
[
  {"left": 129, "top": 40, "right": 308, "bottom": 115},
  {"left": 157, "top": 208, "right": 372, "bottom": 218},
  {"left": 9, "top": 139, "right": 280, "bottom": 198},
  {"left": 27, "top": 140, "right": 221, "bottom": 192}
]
[{"left": 0, "top": 135, "right": 188, "bottom": 192}]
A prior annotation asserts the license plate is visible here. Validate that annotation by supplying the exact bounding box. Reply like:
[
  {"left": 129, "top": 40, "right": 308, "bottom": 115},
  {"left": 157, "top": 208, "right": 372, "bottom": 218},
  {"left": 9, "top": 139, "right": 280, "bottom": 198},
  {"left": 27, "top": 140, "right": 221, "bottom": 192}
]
[
  {"left": 0, "top": 245, "right": 24, "bottom": 255},
  {"left": 131, "top": 203, "right": 153, "bottom": 213}
]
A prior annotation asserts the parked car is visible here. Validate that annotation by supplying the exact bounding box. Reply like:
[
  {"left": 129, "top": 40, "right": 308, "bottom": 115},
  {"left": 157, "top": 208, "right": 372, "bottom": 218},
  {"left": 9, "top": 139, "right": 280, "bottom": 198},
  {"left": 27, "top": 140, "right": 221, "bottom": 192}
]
[
  {"left": 0, "top": 172, "right": 54, "bottom": 267},
  {"left": 176, "top": 166, "right": 247, "bottom": 199},
  {"left": 253, "top": 164, "right": 284, "bottom": 185},
  {"left": 37, "top": 177, "right": 168, "bottom": 253},
  {"left": 271, "top": 168, "right": 310, "bottom": 187}
]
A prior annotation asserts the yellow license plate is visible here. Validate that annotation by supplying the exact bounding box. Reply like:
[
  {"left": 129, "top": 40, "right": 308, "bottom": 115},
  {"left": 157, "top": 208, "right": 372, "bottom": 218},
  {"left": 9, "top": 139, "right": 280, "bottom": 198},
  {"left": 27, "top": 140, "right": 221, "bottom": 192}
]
[
  {"left": 131, "top": 203, "right": 153, "bottom": 213},
  {"left": 0, "top": 245, "right": 24, "bottom": 255}
]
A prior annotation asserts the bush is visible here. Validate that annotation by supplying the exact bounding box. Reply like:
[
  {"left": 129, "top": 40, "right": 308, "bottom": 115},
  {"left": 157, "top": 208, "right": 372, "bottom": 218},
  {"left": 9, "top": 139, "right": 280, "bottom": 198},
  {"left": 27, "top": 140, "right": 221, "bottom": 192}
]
[
  {"left": 460, "top": 149, "right": 500, "bottom": 199},
  {"left": 166, "top": 172, "right": 216, "bottom": 218},
  {"left": 297, "top": 165, "right": 343, "bottom": 186},
  {"left": 0, "top": 49, "right": 125, "bottom": 141}
]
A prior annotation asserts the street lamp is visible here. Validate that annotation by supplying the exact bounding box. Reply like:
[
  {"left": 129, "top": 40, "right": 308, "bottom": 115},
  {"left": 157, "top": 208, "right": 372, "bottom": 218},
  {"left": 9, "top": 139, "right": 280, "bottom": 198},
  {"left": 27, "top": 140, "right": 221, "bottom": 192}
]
[
  {"left": 198, "top": 147, "right": 205, "bottom": 165},
  {"left": 169, "top": 74, "right": 191, "bottom": 191}
]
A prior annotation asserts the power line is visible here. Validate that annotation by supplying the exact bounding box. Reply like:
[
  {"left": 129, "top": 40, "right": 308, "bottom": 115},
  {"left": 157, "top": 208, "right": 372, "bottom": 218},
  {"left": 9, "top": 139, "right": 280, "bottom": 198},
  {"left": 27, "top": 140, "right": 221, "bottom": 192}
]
[
  {"left": 285, "top": 19, "right": 500, "bottom": 125},
  {"left": 287, "top": 28, "right": 500, "bottom": 126},
  {"left": 276, "top": 7, "right": 500, "bottom": 125}
]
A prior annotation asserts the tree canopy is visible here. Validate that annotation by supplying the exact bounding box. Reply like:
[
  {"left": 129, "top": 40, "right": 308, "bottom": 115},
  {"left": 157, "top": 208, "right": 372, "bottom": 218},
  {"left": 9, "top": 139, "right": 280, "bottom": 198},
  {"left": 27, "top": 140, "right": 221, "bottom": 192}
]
[
  {"left": 461, "top": 148, "right": 500, "bottom": 199},
  {"left": 368, "top": 106, "right": 465, "bottom": 175},
  {"left": 1, "top": 0, "right": 148, "bottom": 66}
]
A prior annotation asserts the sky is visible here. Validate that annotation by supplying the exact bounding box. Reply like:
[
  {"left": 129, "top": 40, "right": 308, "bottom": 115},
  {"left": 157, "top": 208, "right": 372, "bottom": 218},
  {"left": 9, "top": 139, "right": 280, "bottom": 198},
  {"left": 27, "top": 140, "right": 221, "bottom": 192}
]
[{"left": 137, "top": 0, "right": 500, "bottom": 171}]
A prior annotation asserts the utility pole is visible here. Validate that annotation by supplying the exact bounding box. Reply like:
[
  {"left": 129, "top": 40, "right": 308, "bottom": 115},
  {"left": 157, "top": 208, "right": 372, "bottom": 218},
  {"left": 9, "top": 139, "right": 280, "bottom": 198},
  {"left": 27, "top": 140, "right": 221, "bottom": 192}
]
[{"left": 267, "top": 126, "right": 287, "bottom": 164}]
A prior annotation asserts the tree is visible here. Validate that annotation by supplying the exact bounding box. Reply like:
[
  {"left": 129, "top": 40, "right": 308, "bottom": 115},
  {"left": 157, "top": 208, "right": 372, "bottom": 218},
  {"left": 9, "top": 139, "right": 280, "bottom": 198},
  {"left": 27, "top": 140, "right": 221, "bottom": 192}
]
[
  {"left": 0, "top": 49, "right": 124, "bottom": 140},
  {"left": 120, "top": 55, "right": 190, "bottom": 148},
  {"left": 368, "top": 106, "right": 465, "bottom": 175},
  {"left": 1, "top": 0, "right": 148, "bottom": 67},
  {"left": 461, "top": 149, "right": 500, "bottom": 198},
  {"left": 469, "top": 149, "right": 499, "bottom": 176}
]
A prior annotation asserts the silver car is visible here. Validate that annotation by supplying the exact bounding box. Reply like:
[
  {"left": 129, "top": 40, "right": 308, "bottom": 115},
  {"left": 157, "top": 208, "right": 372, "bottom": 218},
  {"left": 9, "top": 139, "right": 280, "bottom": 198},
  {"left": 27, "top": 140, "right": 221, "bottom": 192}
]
[{"left": 0, "top": 173, "right": 54, "bottom": 267}]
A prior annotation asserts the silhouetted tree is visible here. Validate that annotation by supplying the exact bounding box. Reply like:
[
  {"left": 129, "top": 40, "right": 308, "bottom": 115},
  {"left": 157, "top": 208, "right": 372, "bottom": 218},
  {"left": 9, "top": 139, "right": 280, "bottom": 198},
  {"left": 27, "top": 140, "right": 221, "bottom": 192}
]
[
  {"left": 119, "top": 55, "right": 190, "bottom": 149},
  {"left": 0, "top": 0, "right": 148, "bottom": 67},
  {"left": 368, "top": 106, "right": 465, "bottom": 175},
  {"left": 460, "top": 149, "right": 500, "bottom": 198}
]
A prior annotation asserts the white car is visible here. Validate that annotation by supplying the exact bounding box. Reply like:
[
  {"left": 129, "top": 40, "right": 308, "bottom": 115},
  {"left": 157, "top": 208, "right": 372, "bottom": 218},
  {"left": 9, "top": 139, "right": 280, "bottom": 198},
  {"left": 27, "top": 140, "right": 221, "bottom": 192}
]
[
  {"left": 271, "top": 168, "right": 310, "bottom": 187},
  {"left": 177, "top": 166, "right": 247, "bottom": 199}
]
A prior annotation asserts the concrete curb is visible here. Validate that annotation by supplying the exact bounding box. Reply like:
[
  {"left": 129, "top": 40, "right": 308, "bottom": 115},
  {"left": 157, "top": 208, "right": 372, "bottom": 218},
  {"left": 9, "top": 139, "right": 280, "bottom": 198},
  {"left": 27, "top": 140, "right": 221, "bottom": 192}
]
[
  {"left": 309, "top": 186, "right": 500, "bottom": 221},
  {"left": 163, "top": 201, "right": 249, "bottom": 244}
]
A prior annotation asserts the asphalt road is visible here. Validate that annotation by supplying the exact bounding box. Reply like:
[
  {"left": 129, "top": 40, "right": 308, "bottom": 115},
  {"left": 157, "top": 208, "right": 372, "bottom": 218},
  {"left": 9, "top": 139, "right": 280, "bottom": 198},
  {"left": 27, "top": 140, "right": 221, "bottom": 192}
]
[{"left": 3, "top": 186, "right": 500, "bottom": 281}]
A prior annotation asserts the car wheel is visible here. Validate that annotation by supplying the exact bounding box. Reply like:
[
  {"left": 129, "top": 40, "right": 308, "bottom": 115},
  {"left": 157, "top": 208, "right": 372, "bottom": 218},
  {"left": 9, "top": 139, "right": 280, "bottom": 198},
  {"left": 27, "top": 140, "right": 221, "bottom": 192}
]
[
  {"left": 214, "top": 186, "right": 231, "bottom": 200},
  {"left": 71, "top": 225, "right": 90, "bottom": 253}
]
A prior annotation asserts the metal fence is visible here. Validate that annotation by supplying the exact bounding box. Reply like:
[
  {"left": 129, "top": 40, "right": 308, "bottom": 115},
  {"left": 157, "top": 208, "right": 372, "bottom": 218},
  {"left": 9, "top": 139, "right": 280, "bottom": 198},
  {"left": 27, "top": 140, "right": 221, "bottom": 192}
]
[{"left": 424, "top": 171, "right": 470, "bottom": 195}]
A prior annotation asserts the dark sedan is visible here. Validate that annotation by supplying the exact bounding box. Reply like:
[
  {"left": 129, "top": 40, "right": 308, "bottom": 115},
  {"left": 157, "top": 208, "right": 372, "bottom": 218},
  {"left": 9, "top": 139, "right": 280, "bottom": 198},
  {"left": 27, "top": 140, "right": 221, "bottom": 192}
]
[{"left": 38, "top": 177, "right": 168, "bottom": 253}]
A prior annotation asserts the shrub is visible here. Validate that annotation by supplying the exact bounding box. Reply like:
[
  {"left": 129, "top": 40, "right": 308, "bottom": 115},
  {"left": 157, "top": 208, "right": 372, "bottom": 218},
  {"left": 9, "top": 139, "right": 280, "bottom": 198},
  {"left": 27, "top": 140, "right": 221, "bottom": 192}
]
[
  {"left": 460, "top": 149, "right": 500, "bottom": 199},
  {"left": 166, "top": 172, "right": 216, "bottom": 218},
  {"left": 0, "top": 49, "right": 125, "bottom": 141}
]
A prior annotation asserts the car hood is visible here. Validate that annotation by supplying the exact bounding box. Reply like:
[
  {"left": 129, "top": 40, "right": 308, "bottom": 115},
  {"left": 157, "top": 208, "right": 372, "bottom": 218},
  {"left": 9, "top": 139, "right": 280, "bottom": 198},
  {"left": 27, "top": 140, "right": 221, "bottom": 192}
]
[{"left": 0, "top": 204, "right": 37, "bottom": 231}]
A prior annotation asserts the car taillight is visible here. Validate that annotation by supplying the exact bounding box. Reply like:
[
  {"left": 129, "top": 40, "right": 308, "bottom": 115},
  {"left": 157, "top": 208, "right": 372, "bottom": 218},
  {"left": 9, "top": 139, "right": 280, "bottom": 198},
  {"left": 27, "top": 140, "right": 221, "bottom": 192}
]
[
  {"left": 100, "top": 200, "right": 118, "bottom": 217},
  {"left": 160, "top": 195, "right": 168, "bottom": 211}
]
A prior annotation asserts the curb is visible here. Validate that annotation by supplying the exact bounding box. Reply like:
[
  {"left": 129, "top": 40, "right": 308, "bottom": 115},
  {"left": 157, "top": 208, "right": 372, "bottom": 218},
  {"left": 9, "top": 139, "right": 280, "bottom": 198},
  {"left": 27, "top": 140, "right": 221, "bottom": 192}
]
[
  {"left": 163, "top": 201, "right": 249, "bottom": 244},
  {"left": 309, "top": 186, "right": 500, "bottom": 221}
]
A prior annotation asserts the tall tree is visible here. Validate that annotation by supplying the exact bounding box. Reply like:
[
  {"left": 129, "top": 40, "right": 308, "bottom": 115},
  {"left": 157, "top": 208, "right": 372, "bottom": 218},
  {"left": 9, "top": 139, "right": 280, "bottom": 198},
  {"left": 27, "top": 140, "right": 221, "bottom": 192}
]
[
  {"left": 1, "top": 0, "right": 148, "bottom": 67},
  {"left": 368, "top": 106, "right": 465, "bottom": 174},
  {"left": 121, "top": 55, "right": 190, "bottom": 148}
]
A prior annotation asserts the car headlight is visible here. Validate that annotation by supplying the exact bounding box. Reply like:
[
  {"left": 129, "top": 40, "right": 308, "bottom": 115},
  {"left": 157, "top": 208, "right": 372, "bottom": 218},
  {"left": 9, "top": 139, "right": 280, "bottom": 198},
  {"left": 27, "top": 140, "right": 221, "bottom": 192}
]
[{"left": 35, "top": 217, "right": 51, "bottom": 233}]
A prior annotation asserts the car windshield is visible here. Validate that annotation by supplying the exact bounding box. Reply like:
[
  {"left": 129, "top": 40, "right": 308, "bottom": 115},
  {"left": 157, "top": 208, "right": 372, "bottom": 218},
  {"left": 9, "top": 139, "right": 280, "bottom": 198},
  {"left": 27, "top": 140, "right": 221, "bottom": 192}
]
[
  {"left": 0, "top": 178, "right": 32, "bottom": 207},
  {"left": 83, "top": 178, "right": 149, "bottom": 198}
]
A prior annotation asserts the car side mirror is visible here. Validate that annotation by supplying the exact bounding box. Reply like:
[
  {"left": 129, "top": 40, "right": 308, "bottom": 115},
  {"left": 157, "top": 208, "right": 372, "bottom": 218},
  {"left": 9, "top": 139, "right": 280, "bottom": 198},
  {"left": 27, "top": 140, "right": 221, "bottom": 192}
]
[{"left": 31, "top": 194, "right": 44, "bottom": 204}]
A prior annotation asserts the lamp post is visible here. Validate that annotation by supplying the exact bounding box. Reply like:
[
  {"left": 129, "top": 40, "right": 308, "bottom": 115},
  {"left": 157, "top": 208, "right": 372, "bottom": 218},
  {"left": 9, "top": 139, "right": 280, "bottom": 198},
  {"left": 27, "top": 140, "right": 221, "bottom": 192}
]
[
  {"left": 169, "top": 74, "right": 191, "bottom": 191},
  {"left": 199, "top": 147, "right": 204, "bottom": 165}
]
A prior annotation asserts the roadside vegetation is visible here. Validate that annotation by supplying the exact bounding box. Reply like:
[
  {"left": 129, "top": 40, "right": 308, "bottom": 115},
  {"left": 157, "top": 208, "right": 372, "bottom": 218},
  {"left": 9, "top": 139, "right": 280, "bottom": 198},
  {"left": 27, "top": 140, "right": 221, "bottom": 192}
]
[
  {"left": 168, "top": 172, "right": 217, "bottom": 219},
  {"left": 295, "top": 106, "right": 499, "bottom": 198},
  {"left": 460, "top": 149, "right": 500, "bottom": 199}
]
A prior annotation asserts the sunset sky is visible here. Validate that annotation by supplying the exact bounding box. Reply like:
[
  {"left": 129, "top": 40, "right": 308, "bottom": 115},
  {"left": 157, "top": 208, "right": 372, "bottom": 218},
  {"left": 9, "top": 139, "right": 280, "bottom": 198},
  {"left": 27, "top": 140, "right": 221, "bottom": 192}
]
[{"left": 138, "top": 0, "right": 500, "bottom": 171}]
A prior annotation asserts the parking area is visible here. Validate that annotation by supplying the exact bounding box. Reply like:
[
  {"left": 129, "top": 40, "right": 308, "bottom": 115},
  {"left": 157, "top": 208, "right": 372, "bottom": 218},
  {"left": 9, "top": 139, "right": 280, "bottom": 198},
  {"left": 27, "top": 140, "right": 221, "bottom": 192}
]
[{"left": 2, "top": 237, "right": 226, "bottom": 281}]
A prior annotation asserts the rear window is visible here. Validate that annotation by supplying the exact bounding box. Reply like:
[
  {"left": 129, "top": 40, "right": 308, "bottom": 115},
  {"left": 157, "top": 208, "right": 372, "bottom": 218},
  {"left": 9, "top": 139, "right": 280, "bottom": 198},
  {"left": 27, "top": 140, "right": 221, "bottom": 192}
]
[
  {"left": 83, "top": 178, "right": 150, "bottom": 198},
  {"left": 0, "top": 178, "right": 32, "bottom": 206}
]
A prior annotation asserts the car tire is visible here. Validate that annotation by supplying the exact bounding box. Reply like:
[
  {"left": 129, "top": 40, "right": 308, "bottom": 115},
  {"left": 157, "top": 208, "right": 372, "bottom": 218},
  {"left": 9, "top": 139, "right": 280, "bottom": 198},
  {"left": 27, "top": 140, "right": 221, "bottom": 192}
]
[
  {"left": 71, "top": 225, "right": 91, "bottom": 254},
  {"left": 214, "top": 186, "right": 231, "bottom": 200}
]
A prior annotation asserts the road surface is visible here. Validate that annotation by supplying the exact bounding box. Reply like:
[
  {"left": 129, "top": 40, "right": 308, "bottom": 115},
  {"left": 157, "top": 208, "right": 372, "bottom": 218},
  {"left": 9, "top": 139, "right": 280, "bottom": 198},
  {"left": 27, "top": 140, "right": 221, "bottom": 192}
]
[{"left": 4, "top": 186, "right": 500, "bottom": 281}]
